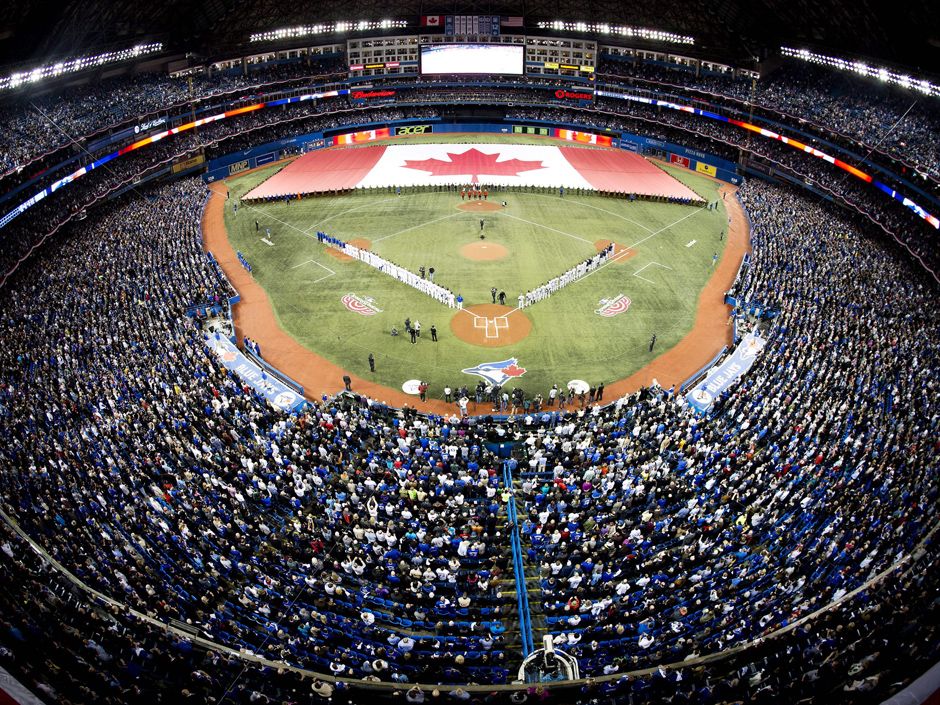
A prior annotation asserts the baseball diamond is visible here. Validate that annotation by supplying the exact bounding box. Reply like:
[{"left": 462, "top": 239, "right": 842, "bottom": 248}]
[
  {"left": 1, "top": 8, "right": 938, "bottom": 705},
  {"left": 217, "top": 134, "right": 738, "bottom": 399}
]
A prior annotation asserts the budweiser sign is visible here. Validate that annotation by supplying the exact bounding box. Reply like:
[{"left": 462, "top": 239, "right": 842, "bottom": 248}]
[{"left": 352, "top": 90, "right": 396, "bottom": 99}]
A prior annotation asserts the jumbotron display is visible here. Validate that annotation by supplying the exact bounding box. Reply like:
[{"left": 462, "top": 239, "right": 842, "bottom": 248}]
[{"left": 420, "top": 43, "right": 524, "bottom": 75}]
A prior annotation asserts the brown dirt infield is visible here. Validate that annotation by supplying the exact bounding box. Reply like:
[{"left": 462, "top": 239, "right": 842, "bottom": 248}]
[
  {"left": 457, "top": 201, "right": 502, "bottom": 212},
  {"left": 594, "top": 239, "right": 636, "bottom": 264},
  {"left": 460, "top": 241, "right": 509, "bottom": 261},
  {"left": 203, "top": 178, "right": 748, "bottom": 411},
  {"left": 450, "top": 304, "right": 532, "bottom": 348},
  {"left": 326, "top": 238, "right": 371, "bottom": 262}
]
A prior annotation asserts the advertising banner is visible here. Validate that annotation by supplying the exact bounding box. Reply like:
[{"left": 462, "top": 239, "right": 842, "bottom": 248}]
[
  {"left": 394, "top": 124, "right": 434, "bottom": 136},
  {"left": 686, "top": 332, "right": 766, "bottom": 413},
  {"left": 206, "top": 334, "right": 306, "bottom": 413},
  {"left": 670, "top": 154, "right": 691, "bottom": 168}
]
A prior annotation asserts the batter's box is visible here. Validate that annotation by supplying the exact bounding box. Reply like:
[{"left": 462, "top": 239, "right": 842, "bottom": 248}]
[{"left": 474, "top": 316, "right": 510, "bottom": 339}]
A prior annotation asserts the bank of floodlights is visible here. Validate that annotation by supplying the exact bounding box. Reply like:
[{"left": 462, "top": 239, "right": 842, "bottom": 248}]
[
  {"left": 781, "top": 47, "right": 939, "bottom": 99},
  {"left": 0, "top": 43, "right": 163, "bottom": 92},
  {"left": 536, "top": 21, "right": 694, "bottom": 45},
  {"left": 250, "top": 20, "right": 408, "bottom": 43}
]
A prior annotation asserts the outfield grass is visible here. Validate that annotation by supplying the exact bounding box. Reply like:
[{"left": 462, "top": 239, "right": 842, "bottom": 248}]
[{"left": 220, "top": 140, "right": 730, "bottom": 396}]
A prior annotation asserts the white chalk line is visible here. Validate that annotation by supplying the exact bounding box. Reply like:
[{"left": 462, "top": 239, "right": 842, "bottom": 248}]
[
  {"left": 633, "top": 261, "right": 674, "bottom": 283},
  {"left": 373, "top": 212, "right": 462, "bottom": 243},
  {"left": 493, "top": 211, "right": 593, "bottom": 244},
  {"left": 302, "top": 196, "right": 398, "bottom": 233},
  {"left": 564, "top": 207, "right": 707, "bottom": 292},
  {"left": 625, "top": 207, "right": 705, "bottom": 251},
  {"left": 525, "top": 192, "right": 654, "bottom": 234},
  {"left": 290, "top": 259, "right": 336, "bottom": 276}
]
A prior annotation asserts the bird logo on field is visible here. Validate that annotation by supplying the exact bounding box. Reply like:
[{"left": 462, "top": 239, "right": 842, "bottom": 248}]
[
  {"left": 273, "top": 391, "right": 298, "bottom": 410},
  {"left": 461, "top": 358, "right": 527, "bottom": 386}
]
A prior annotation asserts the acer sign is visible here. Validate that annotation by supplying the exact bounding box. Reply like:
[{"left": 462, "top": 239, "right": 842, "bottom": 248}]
[
  {"left": 352, "top": 90, "right": 396, "bottom": 100},
  {"left": 394, "top": 125, "right": 434, "bottom": 136},
  {"left": 554, "top": 89, "right": 594, "bottom": 101}
]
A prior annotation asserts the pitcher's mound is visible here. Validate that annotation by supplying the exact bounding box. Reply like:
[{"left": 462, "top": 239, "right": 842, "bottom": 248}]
[
  {"left": 451, "top": 304, "right": 531, "bottom": 347},
  {"left": 458, "top": 201, "right": 502, "bottom": 212},
  {"left": 595, "top": 239, "right": 636, "bottom": 264},
  {"left": 461, "top": 241, "right": 508, "bottom": 261},
  {"left": 327, "top": 237, "right": 371, "bottom": 262}
]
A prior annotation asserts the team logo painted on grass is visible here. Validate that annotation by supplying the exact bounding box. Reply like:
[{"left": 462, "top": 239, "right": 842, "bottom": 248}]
[
  {"left": 401, "top": 379, "right": 422, "bottom": 395},
  {"left": 595, "top": 294, "right": 632, "bottom": 318},
  {"left": 341, "top": 293, "right": 382, "bottom": 316},
  {"left": 461, "top": 358, "right": 527, "bottom": 387},
  {"left": 567, "top": 380, "right": 590, "bottom": 394}
]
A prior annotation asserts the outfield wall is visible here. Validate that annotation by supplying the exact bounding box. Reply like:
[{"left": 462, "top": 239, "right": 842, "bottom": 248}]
[{"left": 202, "top": 119, "right": 742, "bottom": 186}]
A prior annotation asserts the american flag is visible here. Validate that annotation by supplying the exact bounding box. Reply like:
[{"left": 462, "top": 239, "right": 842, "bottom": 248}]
[{"left": 501, "top": 16, "right": 524, "bottom": 27}]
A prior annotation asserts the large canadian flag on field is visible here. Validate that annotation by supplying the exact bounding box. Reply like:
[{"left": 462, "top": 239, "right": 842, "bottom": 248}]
[
  {"left": 357, "top": 144, "right": 594, "bottom": 188},
  {"left": 243, "top": 143, "right": 705, "bottom": 201}
]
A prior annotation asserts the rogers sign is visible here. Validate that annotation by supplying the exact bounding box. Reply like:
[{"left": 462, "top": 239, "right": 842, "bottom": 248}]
[
  {"left": 352, "top": 90, "right": 396, "bottom": 99},
  {"left": 554, "top": 89, "right": 594, "bottom": 101}
]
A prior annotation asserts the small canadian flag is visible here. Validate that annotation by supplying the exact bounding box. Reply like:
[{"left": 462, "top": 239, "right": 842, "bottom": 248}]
[{"left": 421, "top": 15, "right": 443, "bottom": 26}]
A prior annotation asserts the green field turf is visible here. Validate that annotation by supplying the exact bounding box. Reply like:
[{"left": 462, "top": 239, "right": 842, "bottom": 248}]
[{"left": 220, "top": 138, "right": 731, "bottom": 397}]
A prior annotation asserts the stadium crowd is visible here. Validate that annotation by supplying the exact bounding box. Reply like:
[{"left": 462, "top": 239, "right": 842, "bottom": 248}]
[
  {"left": 599, "top": 60, "right": 940, "bottom": 182},
  {"left": 3, "top": 56, "right": 938, "bottom": 287},
  {"left": 517, "top": 180, "right": 938, "bottom": 680},
  {"left": 0, "top": 164, "right": 935, "bottom": 703},
  {"left": 0, "top": 59, "right": 345, "bottom": 177}
]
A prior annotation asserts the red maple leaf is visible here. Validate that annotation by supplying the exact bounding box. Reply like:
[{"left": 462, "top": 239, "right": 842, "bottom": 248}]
[
  {"left": 503, "top": 363, "right": 527, "bottom": 378},
  {"left": 221, "top": 351, "right": 238, "bottom": 362},
  {"left": 402, "top": 148, "right": 545, "bottom": 184}
]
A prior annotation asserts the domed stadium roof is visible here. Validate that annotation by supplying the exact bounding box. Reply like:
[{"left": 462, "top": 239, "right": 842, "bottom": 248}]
[{"left": 0, "top": 0, "right": 937, "bottom": 70}]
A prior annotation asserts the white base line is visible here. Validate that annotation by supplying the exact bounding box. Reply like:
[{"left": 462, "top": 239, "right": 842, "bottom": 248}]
[
  {"left": 625, "top": 207, "right": 705, "bottom": 250},
  {"left": 302, "top": 196, "right": 398, "bottom": 233},
  {"left": 494, "top": 211, "right": 593, "bottom": 244},
  {"left": 633, "top": 261, "right": 674, "bottom": 283},
  {"left": 291, "top": 259, "right": 336, "bottom": 284},
  {"left": 525, "top": 193, "right": 654, "bottom": 233},
  {"left": 373, "top": 212, "right": 461, "bottom": 243},
  {"left": 564, "top": 207, "right": 707, "bottom": 292}
]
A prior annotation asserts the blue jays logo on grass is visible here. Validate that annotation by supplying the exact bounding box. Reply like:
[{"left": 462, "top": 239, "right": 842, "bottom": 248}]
[{"left": 461, "top": 358, "right": 527, "bottom": 386}]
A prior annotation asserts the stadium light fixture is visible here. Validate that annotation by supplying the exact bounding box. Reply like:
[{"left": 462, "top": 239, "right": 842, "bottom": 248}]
[
  {"left": 536, "top": 20, "right": 694, "bottom": 45},
  {"left": 0, "top": 43, "right": 163, "bottom": 92},
  {"left": 781, "top": 46, "right": 940, "bottom": 98},
  {"left": 250, "top": 20, "right": 408, "bottom": 43}
]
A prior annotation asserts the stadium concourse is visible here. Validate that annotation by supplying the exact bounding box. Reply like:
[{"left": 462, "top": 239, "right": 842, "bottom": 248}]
[
  {"left": 241, "top": 143, "right": 704, "bottom": 201},
  {"left": 0, "top": 14, "right": 938, "bottom": 705}
]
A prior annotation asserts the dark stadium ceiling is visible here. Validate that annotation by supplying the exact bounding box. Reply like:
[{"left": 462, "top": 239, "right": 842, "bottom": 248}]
[{"left": 0, "top": 0, "right": 937, "bottom": 72}]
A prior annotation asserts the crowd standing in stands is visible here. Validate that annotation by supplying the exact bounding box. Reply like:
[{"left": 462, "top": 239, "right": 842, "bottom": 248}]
[
  {"left": 0, "top": 52, "right": 937, "bottom": 705},
  {"left": 0, "top": 168, "right": 935, "bottom": 704}
]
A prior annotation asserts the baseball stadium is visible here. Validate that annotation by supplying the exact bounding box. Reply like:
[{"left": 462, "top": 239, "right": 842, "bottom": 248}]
[{"left": 0, "top": 3, "right": 937, "bottom": 705}]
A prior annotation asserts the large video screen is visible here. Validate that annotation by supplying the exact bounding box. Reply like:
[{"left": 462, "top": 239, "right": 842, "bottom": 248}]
[{"left": 420, "top": 44, "right": 524, "bottom": 76}]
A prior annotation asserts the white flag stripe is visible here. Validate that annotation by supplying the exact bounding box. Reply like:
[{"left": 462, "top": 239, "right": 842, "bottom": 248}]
[{"left": 354, "top": 143, "right": 595, "bottom": 190}]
